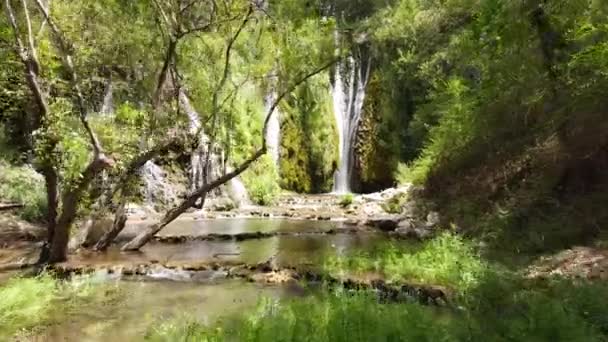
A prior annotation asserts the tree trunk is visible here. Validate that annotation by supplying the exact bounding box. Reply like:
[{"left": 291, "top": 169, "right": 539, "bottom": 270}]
[
  {"left": 47, "top": 156, "right": 113, "bottom": 263},
  {"left": 36, "top": 166, "right": 58, "bottom": 264},
  {"left": 93, "top": 197, "right": 128, "bottom": 251}
]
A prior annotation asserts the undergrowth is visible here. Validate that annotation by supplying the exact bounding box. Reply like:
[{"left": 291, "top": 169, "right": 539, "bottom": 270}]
[
  {"left": 325, "top": 233, "right": 485, "bottom": 292},
  {"left": 0, "top": 274, "right": 120, "bottom": 339},
  {"left": 147, "top": 278, "right": 608, "bottom": 342},
  {"left": 0, "top": 161, "right": 47, "bottom": 222}
]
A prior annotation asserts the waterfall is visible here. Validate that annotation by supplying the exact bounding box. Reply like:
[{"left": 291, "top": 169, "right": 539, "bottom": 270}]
[
  {"left": 264, "top": 91, "right": 281, "bottom": 166},
  {"left": 141, "top": 160, "right": 179, "bottom": 208},
  {"left": 179, "top": 89, "right": 250, "bottom": 205},
  {"left": 100, "top": 78, "right": 113, "bottom": 115},
  {"left": 331, "top": 52, "right": 371, "bottom": 193}
]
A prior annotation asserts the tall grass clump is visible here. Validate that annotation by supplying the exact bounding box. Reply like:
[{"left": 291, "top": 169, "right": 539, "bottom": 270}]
[
  {"left": 0, "top": 275, "right": 58, "bottom": 339},
  {"left": 146, "top": 292, "right": 457, "bottom": 342},
  {"left": 0, "top": 161, "right": 47, "bottom": 222},
  {"left": 147, "top": 281, "right": 608, "bottom": 342},
  {"left": 0, "top": 274, "right": 121, "bottom": 339},
  {"left": 325, "top": 233, "right": 486, "bottom": 292}
]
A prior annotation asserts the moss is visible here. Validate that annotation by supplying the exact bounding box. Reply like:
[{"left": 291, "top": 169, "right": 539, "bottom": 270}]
[
  {"left": 279, "top": 77, "right": 338, "bottom": 193},
  {"left": 354, "top": 73, "right": 402, "bottom": 192}
]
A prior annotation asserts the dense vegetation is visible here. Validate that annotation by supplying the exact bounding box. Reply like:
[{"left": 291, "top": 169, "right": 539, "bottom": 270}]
[{"left": 2, "top": 0, "right": 608, "bottom": 340}]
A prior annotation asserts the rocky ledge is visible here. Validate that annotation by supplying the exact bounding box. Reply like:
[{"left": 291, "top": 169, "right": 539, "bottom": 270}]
[{"left": 50, "top": 259, "right": 452, "bottom": 306}]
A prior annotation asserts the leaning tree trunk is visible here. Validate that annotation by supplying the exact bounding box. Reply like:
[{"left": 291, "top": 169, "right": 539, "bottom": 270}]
[
  {"left": 121, "top": 149, "right": 264, "bottom": 251},
  {"left": 93, "top": 196, "right": 128, "bottom": 251}
]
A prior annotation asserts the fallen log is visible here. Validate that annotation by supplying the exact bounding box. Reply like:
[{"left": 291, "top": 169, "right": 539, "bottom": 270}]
[{"left": 0, "top": 203, "right": 24, "bottom": 211}]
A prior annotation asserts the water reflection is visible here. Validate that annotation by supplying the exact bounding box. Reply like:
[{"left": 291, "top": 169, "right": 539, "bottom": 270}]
[{"left": 121, "top": 218, "right": 341, "bottom": 238}]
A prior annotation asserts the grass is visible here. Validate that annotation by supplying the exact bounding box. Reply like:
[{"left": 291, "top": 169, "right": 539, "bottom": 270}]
[
  {"left": 0, "top": 275, "right": 58, "bottom": 339},
  {"left": 145, "top": 233, "right": 608, "bottom": 341},
  {"left": 146, "top": 277, "right": 608, "bottom": 342},
  {"left": 0, "top": 161, "right": 47, "bottom": 222},
  {"left": 325, "top": 233, "right": 486, "bottom": 292},
  {"left": 0, "top": 273, "right": 121, "bottom": 339}
]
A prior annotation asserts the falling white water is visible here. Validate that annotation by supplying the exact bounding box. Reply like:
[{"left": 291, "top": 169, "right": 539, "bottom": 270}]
[
  {"left": 100, "top": 79, "right": 114, "bottom": 115},
  {"left": 179, "top": 90, "right": 209, "bottom": 193},
  {"left": 264, "top": 91, "right": 282, "bottom": 166},
  {"left": 331, "top": 54, "right": 371, "bottom": 193},
  {"left": 179, "top": 89, "right": 250, "bottom": 204},
  {"left": 141, "top": 160, "right": 179, "bottom": 207}
]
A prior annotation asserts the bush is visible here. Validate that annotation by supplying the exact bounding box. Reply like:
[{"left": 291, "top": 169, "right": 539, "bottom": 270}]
[
  {"left": 381, "top": 193, "right": 408, "bottom": 214},
  {"left": 242, "top": 155, "right": 281, "bottom": 206},
  {"left": 0, "top": 161, "right": 47, "bottom": 222},
  {"left": 338, "top": 193, "right": 354, "bottom": 207}
]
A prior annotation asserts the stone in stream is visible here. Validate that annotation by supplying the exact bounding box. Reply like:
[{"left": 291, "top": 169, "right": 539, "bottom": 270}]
[
  {"left": 392, "top": 218, "right": 437, "bottom": 240},
  {"left": 365, "top": 216, "right": 400, "bottom": 232}
]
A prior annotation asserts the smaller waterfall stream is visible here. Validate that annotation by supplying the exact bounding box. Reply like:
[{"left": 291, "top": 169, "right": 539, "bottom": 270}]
[
  {"left": 332, "top": 53, "right": 371, "bottom": 193},
  {"left": 179, "top": 89, "right": 250, "bottom": 205},
  {"left": 264, "top": 91, "right": 282, "bottom": 167},
  {"left": 99, "top": 78, "right": 114, "bottom": 115}
]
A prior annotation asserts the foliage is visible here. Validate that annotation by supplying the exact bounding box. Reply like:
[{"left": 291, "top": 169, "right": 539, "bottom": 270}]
[
  {"left": 242, "top": 155, "right": 281, "bottom": 206},
  {"left": 0, "top": 274, "right": 120, "bottom": 340},
  {"left": 0, "top": 161, "right": 47, "bottom": 222},
  {"left": 279, "top": 76, "right": 338, "bottom": 194},
  {"left": 338, "top": 193, "right": 354, "bottom": 208},
  {"left": 326, "top": 233, "right": 485, "bottom": 291},
  {"left": 381, "top": 192, "right": 408, "bottom": 214}
]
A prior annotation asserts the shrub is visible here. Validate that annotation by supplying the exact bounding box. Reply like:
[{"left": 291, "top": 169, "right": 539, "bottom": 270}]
[
  {"left": 242, "top": 155, "right": 281, "bottom": 206},
  {"left": 381, "top": 193, "right": 408, "bottom": 214},
  {"left": 0, "top": 161, "right": 47, "bottom": 222},
  {"left": 338, "top": 193, "right": 354, "bottom": 207}
]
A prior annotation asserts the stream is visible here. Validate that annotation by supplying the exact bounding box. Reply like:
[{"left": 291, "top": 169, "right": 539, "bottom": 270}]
[{"left": 2, "top": 218, "right": 407, "bottom": 341}]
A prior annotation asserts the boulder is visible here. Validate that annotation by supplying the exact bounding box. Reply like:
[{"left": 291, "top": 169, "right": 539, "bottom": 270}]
[
  {"left": 206, "top": 197, "right": 236, "bottom": 212},
  {"left": 365, "top": 216, "right": 400, "bottom": 232},
  {"left": 426, "top": 211, "right": 440, "bottom": 227},
  {"left": 393, "top": 219, "right": 435, "bottom": 240}
]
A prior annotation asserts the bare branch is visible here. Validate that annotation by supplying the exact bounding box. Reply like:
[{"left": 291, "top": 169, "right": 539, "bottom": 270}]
[
  {"left": 152, "top": 0, "right": 173, "bottom": 29},
  {"left": 199, "top": 5, "right": 254, "bottom": 183}
]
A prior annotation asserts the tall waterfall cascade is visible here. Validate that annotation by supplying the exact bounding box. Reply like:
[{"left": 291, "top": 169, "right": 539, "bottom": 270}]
[
  {"left": 264, "top": 91, "right": 282, "bottom": 166},
  {"left": 331, "top": 52, "right": 371, "bottom": 193},
  {"left": 179, "top": 90, "right": 250, "bottom": 206},
  {"left": 100, "top": 78, "right": 114, "bottom": 115}
]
